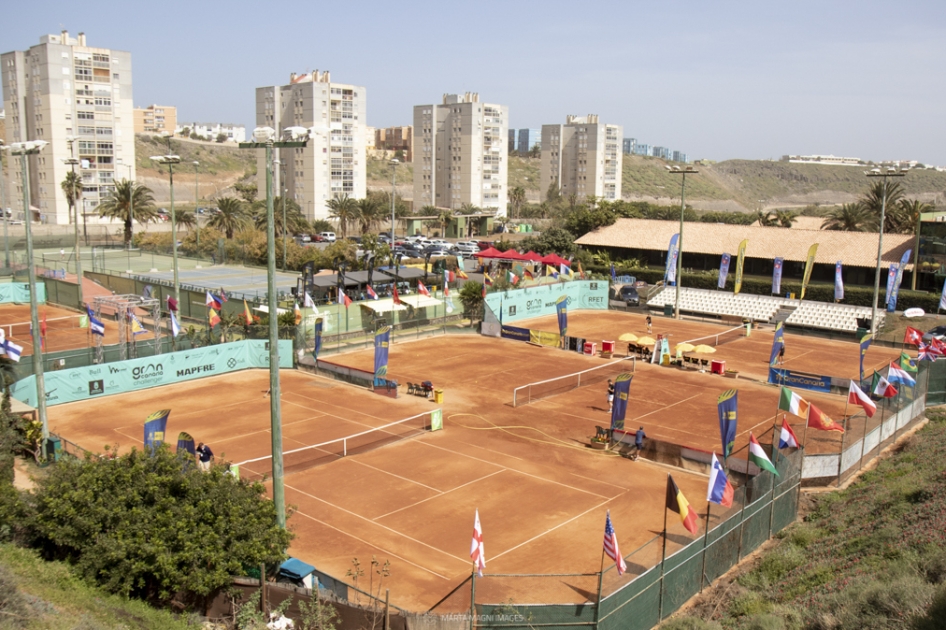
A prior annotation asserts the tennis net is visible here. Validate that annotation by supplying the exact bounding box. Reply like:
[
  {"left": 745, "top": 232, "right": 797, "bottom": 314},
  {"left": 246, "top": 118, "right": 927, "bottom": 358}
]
[
  {"left": 235, "top": 410, "right": 435, "bottom": 479},
  {"left": 513, "top": 357, "right": 636, "bottom": 407},
  {"left": 41, "top": 249, "right": 141, "bottom": 265},
  {"left": 682, "top": 325, "right": 746, "bottom": 348},
  {"left": 1, "top": 315, "right": 84, "bottom": 340}
]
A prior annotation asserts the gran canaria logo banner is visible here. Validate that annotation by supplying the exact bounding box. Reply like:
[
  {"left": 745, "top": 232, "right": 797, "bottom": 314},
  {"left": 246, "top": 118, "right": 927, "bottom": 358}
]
[
  {"left": 374, "top": 326, "right": 391, "bottom": 383},
  {"left": 610, "top": 373, "right": 634, "bottom": 431}
]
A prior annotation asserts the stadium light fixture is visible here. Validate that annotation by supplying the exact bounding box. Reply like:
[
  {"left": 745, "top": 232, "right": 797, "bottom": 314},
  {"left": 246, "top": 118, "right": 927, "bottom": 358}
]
[
  {"left": 239, "top": 131, "right": 308, "bottom": 529},
  {"left": 3, "top": 140, "right": 51, "bottom": 457},
  {"left": 152, "top": 155, "right": 183, "bottom": 327},
  {"left": 666, "top": 166, "right": 699, "bottom": 319},
  {"left": 865, "top": 167, "right": 908, "bottom": 335}
]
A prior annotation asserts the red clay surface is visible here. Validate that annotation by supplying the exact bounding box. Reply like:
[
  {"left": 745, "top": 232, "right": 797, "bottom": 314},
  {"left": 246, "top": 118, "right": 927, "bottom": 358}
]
[
  {"left": 0, "top": 303, "right": 153, "bottom": 356},
  {"left": 42, "top": 311, "right": 894, "bottom": 612}
]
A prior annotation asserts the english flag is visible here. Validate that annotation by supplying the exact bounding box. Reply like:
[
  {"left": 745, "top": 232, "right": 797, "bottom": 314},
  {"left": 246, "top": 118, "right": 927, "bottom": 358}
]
[
  {"left": 778, "top": 416, "right": 800, "bottom": 449},
  {"left": 847, "top": 381, "right": 877, "bottom": 418},
  {"left": 470, "top": 510, "right": 486, "bottom": 577},
  {"left": 603, "top": 511, "right": 628, "bottom": 575},
  {"left": 417, "top": 282, "right": 431, "bottom": 297},
  {"left": 707, "top": 454, "right": 735, "bottom": 507},
  {"left": 366, "top": 285, "right": 379, "bottom": 300},
  {"left": 904, "top": 326, "right": 923, "bottom": 346}
]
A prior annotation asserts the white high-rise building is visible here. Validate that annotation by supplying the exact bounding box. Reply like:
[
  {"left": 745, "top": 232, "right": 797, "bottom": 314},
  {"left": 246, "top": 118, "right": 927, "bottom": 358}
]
[
  {"left": 255, "top": 71, "right": 367, "bottom": 221},
  {"left": 540, "top": 115, "right": 622, "bottom": 201},
  {"left": 2, "top": 31, "right": 134, "bottom": 224},
  {"left": 413, "top": 92, "right": 508, "bottom": 215}
]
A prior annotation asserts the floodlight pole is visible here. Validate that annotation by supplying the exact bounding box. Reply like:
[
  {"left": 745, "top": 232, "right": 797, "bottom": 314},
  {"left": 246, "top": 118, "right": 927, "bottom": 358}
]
[
  {"left": 9, "top": 142, "right": 50, "bottom": 457},
  {"left": 240, "top": 134, "right": 307, "bottom": 529},
  {"left": 668, "top": 167, "right": 699, "bottom": 319},
  {"left": 866, "top": 168, "right": 906, "bottom": 335},
  {"left": 0, "top": 142, "right": 8, "bottom": 270},
  {"left": 282, "top": 188, "right": 287, "bottom": 271},
  {"left": 390, "top": 159, "right": 399, "bottom": 241},
  {"left": 64, "top": 139, "right": 84, "bottom": 310},
  {"left": 194, "top": 161, "right": 200, "bottom": 251}
]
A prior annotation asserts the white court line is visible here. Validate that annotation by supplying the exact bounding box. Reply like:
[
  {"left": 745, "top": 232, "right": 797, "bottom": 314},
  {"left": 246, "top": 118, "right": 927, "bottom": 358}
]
[
  {"left": 284, "top": 389, "right": 394, "bottom": 423},
  {"left": 373, "top": 469, "right": 506, "bottom": 521},
  {"left": 631, "top": 393, "right": 703, "bottom": 421},
  {"left": 290, "top": 509, "right": 449, "bottom": 580},
  {"left": 490, "top": 497, "right": 615, "bottom": 561},
  {"left": 350, "top": 459, "right": 443, "bottom": 493},
  {"left": 285, "top": 483, "right": 470, "bottom": 565},
  {"left": 419, "top": 441, "right": 611, "bottom": 500}
]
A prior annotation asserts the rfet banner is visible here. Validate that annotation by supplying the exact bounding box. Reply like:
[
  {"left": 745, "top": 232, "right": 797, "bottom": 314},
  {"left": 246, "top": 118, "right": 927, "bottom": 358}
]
[
  {"left": 10, "top": 339, "right": 293, "bottom": 407},
  {"left": 485, "top": 281, "right": 608, "bottom": 324},
  {"left": 0, "top": 282, "right": 46, "bottom": 304}
]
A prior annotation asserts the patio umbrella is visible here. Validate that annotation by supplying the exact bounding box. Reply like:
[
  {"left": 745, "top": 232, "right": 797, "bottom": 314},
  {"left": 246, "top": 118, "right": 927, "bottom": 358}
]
[
  {"left": 618, "top": 333, "right": 639, "bottom": 342},
  {"left": 675, "top": 342, "right": 695, "bottom": 353},
  {"left": 636, "top": 336, "right": 656, "bottom": 346},
  {"left": 692, "top": 344, "right": 716, "bottom": 354}
]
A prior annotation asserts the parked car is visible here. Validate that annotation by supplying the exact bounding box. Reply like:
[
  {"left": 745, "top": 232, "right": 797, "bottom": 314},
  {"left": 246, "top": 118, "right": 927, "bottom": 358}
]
[
  {"left": 477, "top": 241, "right": 492, "bottom": 250},
  {"left": 300, "top": 234, "right": 312, "bottom": 243},
  {"left": 319, "top": 232, "right": 336, "bottom": 242},
  {"left": 618, "top": 285, "right": 640, "bottom": 306},
  {"left": 923, "top": 325, "right": 946, "bottom": 343}
]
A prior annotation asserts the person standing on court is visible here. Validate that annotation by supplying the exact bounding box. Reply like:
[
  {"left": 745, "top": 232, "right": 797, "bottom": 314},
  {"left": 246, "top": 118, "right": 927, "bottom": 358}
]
[
  {"left": 196, "top": 442, "right": 214, "bottom": 472},
  {"left": 634, "top": 426, "right": 646, "bottom": 461},
  {"left": 607, "top": 379, "right": 615, "bottom": 412},
  {"left": 778, "top": 345, "right": 785, "bottom": 365},
  {"left": 646, "top": 315, "right": 652, "bottom": 334}
]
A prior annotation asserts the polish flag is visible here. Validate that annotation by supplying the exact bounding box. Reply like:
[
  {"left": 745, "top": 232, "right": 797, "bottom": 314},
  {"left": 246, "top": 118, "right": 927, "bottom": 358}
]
[{"left": 847, "top": 381, "right": 876, "bottom": 418}]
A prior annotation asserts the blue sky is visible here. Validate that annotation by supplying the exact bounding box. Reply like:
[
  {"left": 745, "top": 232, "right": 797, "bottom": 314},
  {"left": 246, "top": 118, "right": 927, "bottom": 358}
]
[{"left": 5, "top": 1, "right": 946, "bottom": 165}]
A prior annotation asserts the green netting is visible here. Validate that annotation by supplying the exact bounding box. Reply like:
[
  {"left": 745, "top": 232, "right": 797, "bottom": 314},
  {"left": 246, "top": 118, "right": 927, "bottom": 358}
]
[
  {"left": 598, "top": 568, "right": 660, "bottom": 630},
  {"left": 475, "top": 602, "right": 595, "bottom": 629},
  {"left": 659, "top": 541, "right": 704, "bottom": 616}
]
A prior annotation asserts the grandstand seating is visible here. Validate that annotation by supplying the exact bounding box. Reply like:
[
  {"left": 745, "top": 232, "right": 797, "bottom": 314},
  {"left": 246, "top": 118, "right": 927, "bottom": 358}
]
[{"left": 646, "top": 287, "right": 882, "bottom": 333}]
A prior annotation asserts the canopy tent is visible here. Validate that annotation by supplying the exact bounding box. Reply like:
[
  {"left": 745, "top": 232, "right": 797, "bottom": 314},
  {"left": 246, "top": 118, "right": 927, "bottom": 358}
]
[
  {"left": 399, "top": 294, "right": 451, "bottom": 309},
  {"left": 474, "top": 247, "right": 505, "bottom": 259},
  {"left": 359, "top": 298, "right": 408, "bottom": 314},
  {"left": 309, "top": 273, "right": 359, "bottom": 289},
  {"left": 377, "top": 266, "right": 427, "bottom": 281},
  {"left": 8, "top": 397, "right": 35, "bottom": 417},
  {"left": 500, "top": 249, "right": 526, "bottom": 260},
  {"left": 521, "top": 251, "right": 544, "bottom": 262},
  {"left": 541, "top": 253, "right": 571, "bottom": 267},
  {"left": 344, "top": 270, "right": 372, "bottom": 284}
]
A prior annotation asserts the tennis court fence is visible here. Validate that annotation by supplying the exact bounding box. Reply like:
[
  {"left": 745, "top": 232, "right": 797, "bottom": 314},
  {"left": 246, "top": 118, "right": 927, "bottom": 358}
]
[
  {"left": 513, "top": 357, "right": 636, "bottom": 407},
  {"left": 681, "top": 324, "right": 746, "bottom": 348},
  {"left": 234, "top": 410, "right": 439, "bottom": 479},
  {"left": 0, "top": 314, "right": 85, "bottom": 341}
]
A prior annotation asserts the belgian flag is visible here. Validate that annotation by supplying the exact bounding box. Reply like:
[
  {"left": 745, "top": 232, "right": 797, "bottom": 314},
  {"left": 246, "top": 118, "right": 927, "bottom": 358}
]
[{"left": 666, "top": 474, "right": 699, "bottom": 535}]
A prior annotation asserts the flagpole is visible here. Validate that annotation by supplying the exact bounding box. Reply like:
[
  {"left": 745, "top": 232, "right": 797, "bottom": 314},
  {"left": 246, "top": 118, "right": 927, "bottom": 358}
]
[
  {"left": 699, "top": 501, "right": 712, "bottom": 593},
  {"left": 737, "top": 447, "right": 750, "bottom": 562},
  {"left": 835, "top": 415, "right": 848, "bottom": 487},
  {"left": 595, "top": 546, "right": 607, "bottom": 626},
  {"left": 768, "top": 421, "right": 780, "bottom": 536},
  {"left": 892, "top": 370, "right": 904, "bottom": 444},
  {"left": 469, "top": 561, "right": 476, "bottom": 630},
  {"left": 658, "top": 477, "right": 669, "bottom": 622}
]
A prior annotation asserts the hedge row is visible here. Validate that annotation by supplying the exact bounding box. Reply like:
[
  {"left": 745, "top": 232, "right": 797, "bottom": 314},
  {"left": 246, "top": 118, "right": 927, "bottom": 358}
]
[{"left": 588, "top": 264, "right": 943, "bottom": 314}]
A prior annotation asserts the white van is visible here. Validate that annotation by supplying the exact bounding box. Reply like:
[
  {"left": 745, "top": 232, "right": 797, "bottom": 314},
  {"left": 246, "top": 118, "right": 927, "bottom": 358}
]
[{"left": 319, "top": 232, "right": 336, "bottom": 242}]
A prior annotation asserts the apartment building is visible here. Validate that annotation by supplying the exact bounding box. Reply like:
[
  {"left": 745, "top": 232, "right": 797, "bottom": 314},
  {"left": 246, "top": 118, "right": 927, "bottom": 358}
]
[
  {"left": 412, "top": 92, "right": 508, "bottom": 215},
  {"left": 517, "top": 128, "right": 540, "bottom": 154},
  {"left": 176, "top": 121, "right": 245, "bottom": 143},
  {"left": 133, "top": 104, "right": 176, "bottom": 135},
  {"left": 540, "top": 115, "right": 622, "bottom": 201},
  {"left": 255, "top": 70, "right": 367, "bottom": 221},
  {"left": 375, "top": 126, "right": 412, "bottom": 161},
  {"left": 2, "top": 31, "right": 134, "bottom": 224}
]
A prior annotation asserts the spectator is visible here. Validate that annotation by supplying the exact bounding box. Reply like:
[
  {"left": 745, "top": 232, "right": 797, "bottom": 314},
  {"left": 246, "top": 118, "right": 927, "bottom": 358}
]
[{"left": 196, "top": 442, "right": 214, "bottom": 472}]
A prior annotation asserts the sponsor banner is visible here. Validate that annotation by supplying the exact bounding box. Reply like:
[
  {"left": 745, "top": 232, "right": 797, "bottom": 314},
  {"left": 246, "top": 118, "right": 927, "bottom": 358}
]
[
  {"left": 834, "top": 261, "right": 844, "bottom": 301},
  {"left": 888, "top": 249, "right": 912, "bottom": 312},
  {"left": 500, "top": 325, "right": 531, "bottom": 342},
  {"left": 772, "top": 257, "right": 784, "bottom": 295},
  {"left": 718, "top": 253, "right": 731, "bottom": 289},
  {"left": 144, "top": 409, "right": 170, "bottom": 451},
  {"left": 374, "top": 326, "right": 390, "bottom": 381},
  {"left": 0, "top": 282, "right": 46, "bottom": 304},
  {"left": 484, "top": 281, "right": 608, "bottom": 325},
  {"left": 885, "top": 264, "right": 898, "bottom": 309},
  {"left": 610, "top": 373, "right": 633, "bottom": 431},
  {"left": 529, "top": 329, "right": 561, "bottom": 348},
  {"left": 734, "top": 239, "right": 748, "bottom": 294},
  {"left": 717, "top": 389, "right": 738, "bottom": 459},
  {"left": 768, "top": 367, "right": 832, "bottom": 393},
  {"left": 10, "top": 340, "right": 292, "bottom": 407},
  {"left": 800, "top": 243, "right": 818, "bottom": 299},
  {"left": 665, "top": 234, "right": 680, "bottom": 285}
]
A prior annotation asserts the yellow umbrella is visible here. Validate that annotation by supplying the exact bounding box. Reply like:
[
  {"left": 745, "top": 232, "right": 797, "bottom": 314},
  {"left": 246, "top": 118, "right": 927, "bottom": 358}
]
[
  {"left": 619, "top": 332, "right": 639, "bottom": 342},
  {"left": 637, "top": 336, "right": 656, "bottom": 346},
  {"left": 693, "top": 344, "right": 716, "bottom": 354},
  {"left": 675, "top": 342, "right": 695, "bottom": 353}
]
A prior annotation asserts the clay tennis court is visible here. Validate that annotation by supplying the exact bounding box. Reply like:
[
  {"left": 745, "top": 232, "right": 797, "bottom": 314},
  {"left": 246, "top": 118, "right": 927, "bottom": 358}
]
[{"left": 0, "top": 303, "right": 152, "bottom": 356}]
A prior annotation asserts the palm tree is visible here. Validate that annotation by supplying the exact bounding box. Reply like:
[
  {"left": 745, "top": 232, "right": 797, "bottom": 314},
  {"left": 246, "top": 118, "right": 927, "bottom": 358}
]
[
  {"left": 756, "top": 211, "right": 777, "bottom": 227},
  {"left": 821, "top": 203, "right": 870, "bottom": 231},
  {"left": 775, "top": 209, "right": 797, "bottom": 228},
  {"left": 356, "top": 197, "right": 382, "bottom": 235},
  {"left": 207, "top": 197, "right": 248, "bottom": 239},
  {"left": 509, "top": 187, "right": 526, "bottom": 219},
  {"left": 60, "top": 171, "right": 83, "bottom": 225},
  {"left": 96, "top": 179, "right": 159, "bottom": 247},
  {"left": 438, "top": 209, "right": 453, "bottom": 238},
  {"left": 860, "top": 180, "right": 905, "bottom": 232},
  {"left": 900, "top": 199, "right": 935, "bottom": 289},
  {"left": 254, "top": 196, "right": 307, "bottom": 236},
  {"left": 176, "top": 210, "right": 196, "bottom": 231},
  {"left": 326, "top": 194, "right": 358, "bottom": 239}
]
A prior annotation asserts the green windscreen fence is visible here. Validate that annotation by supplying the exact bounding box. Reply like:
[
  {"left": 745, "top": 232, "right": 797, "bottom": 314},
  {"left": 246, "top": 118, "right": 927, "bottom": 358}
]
[{"left": 0, "top": 282, "right": 45, "bottom": 303}]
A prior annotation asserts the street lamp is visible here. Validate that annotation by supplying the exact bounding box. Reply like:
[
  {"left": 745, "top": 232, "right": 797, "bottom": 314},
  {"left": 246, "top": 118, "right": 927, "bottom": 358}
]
[
  {"left": 62, "top": 137, "right": 85, "bottom": 310},
  {"left": 151, "top": 153, "right": 182, "bottom": 325},
  {"left": 866, "top": 167, "right": 908, "bottom": 334},
  {"left": 390, "top": 159, "right": 399, "bottom": 242},
  {"left": 282, "top": 187, "right": 288, "bottom": 271},
  {"left": 193, "top": 161, "right": 200, "bottom": 252},
  {"left": 4, "top": 140, "right": 50, "bottom": 457},
  {"left": 240, "top": 126, "right": 308, "bottom": 529},
  {"left": 666, "top": 165, "right": 699, "bottom": 319}
]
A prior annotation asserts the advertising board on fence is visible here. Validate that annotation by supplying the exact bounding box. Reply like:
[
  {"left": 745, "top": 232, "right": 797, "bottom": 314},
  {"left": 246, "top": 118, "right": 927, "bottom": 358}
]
[
  {"left": 0, "top": 282, "right": 46, "bottom": 304},
  {"left": 768, "top": 367, "right": 832, "bottom": 393},
  {"left": 485, "top": 280, "right": 608, "bottom": 324},
  {"left": 11, "top": 340, "right": 293, "bottom": 407}
]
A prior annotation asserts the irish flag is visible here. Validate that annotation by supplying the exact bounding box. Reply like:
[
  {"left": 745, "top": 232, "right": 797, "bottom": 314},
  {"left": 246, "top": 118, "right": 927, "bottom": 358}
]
[
  {"left": 778, "top": 387, "right": 809, "bottom": 418},
  {"left": 748, "top": 433, "right": 779, "bottom": 475}
]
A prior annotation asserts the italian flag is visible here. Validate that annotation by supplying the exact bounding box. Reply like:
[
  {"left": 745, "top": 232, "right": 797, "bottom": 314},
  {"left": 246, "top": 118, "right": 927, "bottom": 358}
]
[
  {"left": 778, "top": 387, "right": 809, "bottom": 418},
  {"left": 748, "top": 433, "right": 779, "bottom": 476}
]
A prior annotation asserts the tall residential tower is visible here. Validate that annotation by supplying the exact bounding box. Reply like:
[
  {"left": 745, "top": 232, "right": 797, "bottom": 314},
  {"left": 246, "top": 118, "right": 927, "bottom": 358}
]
[
  {"left": 412, "top": 93, "right": 508, "bottom": 215},
  {"left": 2, "top": 31, "right": 134, "bottom": 224},
  {"left": 255, "top": 71, "right": 367, "bottom": 221},
  {"left": 540, "top": 115, "right": 622, "bottom": 201}
]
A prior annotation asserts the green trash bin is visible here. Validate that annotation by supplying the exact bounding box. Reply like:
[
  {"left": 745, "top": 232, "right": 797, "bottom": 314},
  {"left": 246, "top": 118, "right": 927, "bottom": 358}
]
[
  {"left": 856, "top": 327, "right": 869, "bottom": 339},
  {"left": 45, "top": 437, "right": 62, "bottom": 462},
  {"left": 663, "top": 303, "right": 673, "bottom": 317}
]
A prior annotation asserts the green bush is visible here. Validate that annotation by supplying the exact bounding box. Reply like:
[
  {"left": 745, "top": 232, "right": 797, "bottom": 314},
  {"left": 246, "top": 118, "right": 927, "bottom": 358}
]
[
  {"left": 661, "top": 617, "right": 723, "bottom": 630},
  {"left": 758, "top": 544, "right": 806, "bottom": 583},
  {"left": 820, "top": 575, "right": 934, "bottom": 629},
  {"left": 914, "top": 585, "right": 946, "bottom": 630}
]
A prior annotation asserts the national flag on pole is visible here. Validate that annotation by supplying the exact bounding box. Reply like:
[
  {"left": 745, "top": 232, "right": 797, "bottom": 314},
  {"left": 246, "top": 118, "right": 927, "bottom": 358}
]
[
  {"left": 808, "top": 403, "right": 844, "bottom": 432},
  {"left": 507, "top": 270, "right": 519, "bottom": 284},
  {"left": 546, "top": 265, "right": 559, "bottom": 279},
  {"left": 748, "top": 433, "right": 779, "bottom": 476},
  {"left": 39, "top": 311, "right": 47, "bottom": 350},
  {"left": 366, "top": 285, "right": 379, "bottom": 300},
  {"left": 940, "top": 277, "right": 946, "bottom": 311},
  {"left": 392, "top": 286, "right": 402, "bottom": 305},
  {"left": 208, "top": 307, "right": 221, "bottom": 329},
  {"left": 339, "top": 289, "right": 352, "bottom": 308},
  {"left": 294, "top": 302, "right": 302, "bottom": 325},
  {"left": 456, "top": 255, "right": 469, "bottom": 279},
  {"left": 847, "top": 380, "right": 877, "bottom": 418},
  {"left": 904, "top": 326, "right": 923, "bottom": 346},
  {"left": 887, "top": 362, "right": 916, "bottom": 387},
  {"left": 218, "top": 288, "right": 229, "bottom": 303},
  {"left": 90, "top": 314, "right": 105, "bottom": 336},
  {"left": 931, "top": 336, "right": 946, "bottom": 356},
  {"left": 484, "top": 273, "right": 493, "bottom": 287},
  {"left": 918, "top": 342, "right": 940, "bottom": 362},
  {"left": 871, "top": 372, "right": 897, "bottom": 398},
  {"left": 603, "top": 511, "right": 628, "bottom": 575},
  {"left": 900, "top": 351, "right": 918, "bottom": 372},
  {"left": 128, "top": 310, "right": 147, "bottom": 335},
  {"left": 206, "top": 291, "right": 222, "bottom": 310},
  {"left": 303, "top": 292, "right": 316, "bottom": 309},
  {"left": 779, "top": 416, "right": 800, "bottom": 449},
  {"left": 443, "top": 271, "right": 451, "bottom": 297},
  {"left": 577, "top": 260, "right": 586, "bottom": 280},
  {"left": 169, "top": 310, "right": 182, "bottom": 337},
  {"left": 470, "top": 510, "right": 486, "bottom": 577},
  {"left": 778, "top": 386, "right": 809, "bottom": 418},
  {"left": 417, "top": 282, "right": 431, "bottom": 297},
  {"left": 560, "top": 263, "right": 572, "bottom": 278},
  {"left": 1, "top": 339, "right": 23, "bottom": 362},
  {"left": 707, "top": 454, "right": 735, "bottom": 507},
  {"left": 243, "top": 299, "right": 254, "bottom": 323},
  {"left": 167, "top": 296, "right": 178, "bottom": 312},
  {"left": 524, "top": 269, "right": 534, "bottom": 280},
  {"left": 666, "top": 475, "right": 699, "bottom": 535}
]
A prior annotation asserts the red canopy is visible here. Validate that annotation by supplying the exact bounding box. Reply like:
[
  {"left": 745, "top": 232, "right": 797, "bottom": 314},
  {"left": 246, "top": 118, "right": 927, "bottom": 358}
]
[
  {"left": 500, "top": 249, "right": 525, "bottom": 261},
  {"left": 475, "top": 247, "right": 505, "bottom": 259},
  {"left": 522, "top": 251, "right": 544, "bottom": 262},
  {"left": 541, "top": 253, "right": 571, "bottom": 267}
]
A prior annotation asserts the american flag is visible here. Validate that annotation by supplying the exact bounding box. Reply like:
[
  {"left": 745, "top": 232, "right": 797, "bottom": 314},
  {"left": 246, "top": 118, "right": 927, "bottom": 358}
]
[
  {"left": 918, "top": 342, "right": 941, "bottom": 362},
  {"left": 470, "top": 509, "right": 486, "bottom": 577},
  {"left": 603, "top": 511, "right": 627, "bottom": 575}
]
